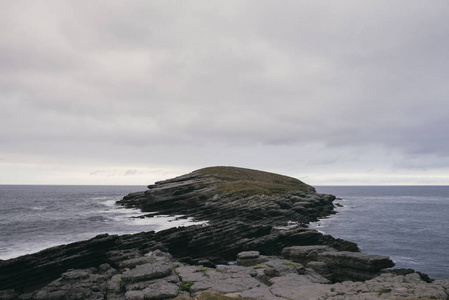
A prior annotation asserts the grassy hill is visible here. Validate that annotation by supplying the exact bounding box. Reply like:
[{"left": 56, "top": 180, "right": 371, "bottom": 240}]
[{"left": 196, "top": 166, "right": 315, "bottom": 196}]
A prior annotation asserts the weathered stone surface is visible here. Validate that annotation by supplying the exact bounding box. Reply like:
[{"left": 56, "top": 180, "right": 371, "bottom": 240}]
[
  {"left": 282, "top": 245, "right": 335, "bottom": 265},
  {"left": 306, "top": 261, "right": 330, "bottom": 277},
  {"left": 318, "top": 251, "right": 395, "bottom": 272},
  {"left": 121, "top": 262, "right": 173, "bottom": 283},
  {"left": 239, "top": 286, "right": 285, "bottom": 300},
  {"left": 237, "top": 251, "right": 260, "bottom": 259},
  {"left": 119, "top": 256, "right": 156, "bottom": 269},
  {"left": 0, "top": 290, "right": 18, "bottom": 300},
  {"left": 124, "top": 290, "right": 144, "bottom": 300},
  {"left": 140, "top": 281, "right": 179, "bottom": 299},
  {"left": 1, "top": 250, "right": 448, "bottom": 300},
  {"left": 28, "top": 267, "right": 109, "bottom": 300},
  {"left": 262, "top": 260, "right": 305, "bottom": 277},
  {"left": 237, "top": 256, "right": 269, "bottom": 266},
  {"left": 269, "top": 273, "right": 331, "bottom": 299},
  {"left": 191, "top": 277, "right": 261, "bottom": 295},
  {"left": 107, "top": 274, "right": 123, "bottom": 293},
  {"left": 317, "top": 250, "right": 395, "bottom": 281}
]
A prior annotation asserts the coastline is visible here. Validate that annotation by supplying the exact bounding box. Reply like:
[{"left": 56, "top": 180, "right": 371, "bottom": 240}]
[{"left": 1, "top": 167, "right": 448, "bottom": 299}]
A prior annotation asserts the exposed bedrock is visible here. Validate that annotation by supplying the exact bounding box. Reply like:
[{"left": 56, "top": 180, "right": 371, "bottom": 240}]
[
  {"left": 117, "top": 166, "right": 337, "bottom": 226},
  {"left": 282, "top": 246, "right": 395, "bottom": 282},
  {"left": 0, "top": 223, "right": 355, "bottom": 292},
  {"left": 1, "top": 250, "right": 446, "bottom": 300}
]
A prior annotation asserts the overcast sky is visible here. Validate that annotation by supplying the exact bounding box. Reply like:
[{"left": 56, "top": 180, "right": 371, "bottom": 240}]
[{"left": 2, "top": 1, "right": 449, "bottom": 185}]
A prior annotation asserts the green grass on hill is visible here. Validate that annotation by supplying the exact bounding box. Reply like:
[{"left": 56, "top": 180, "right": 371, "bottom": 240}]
[{"left": 196, "top": 166, "right": 314, "bottom": 196}]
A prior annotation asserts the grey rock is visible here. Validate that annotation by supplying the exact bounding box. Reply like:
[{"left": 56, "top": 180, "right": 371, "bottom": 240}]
[
  {"left": 237, "top": 255, "right": 269, "bottom": 266},
  {"left": 61, "top": 269, "right": 93, "bottom": 281},
  {"left": 316, "top": 250, "right": 395, "bottom": 281},
  {"left": 239, "top": 286, "right": 284, "bottom": 300},
  {"left": 107, "top": 274, "right": 123, "bottom": 293},
  {"left": 191, "top": 277, "right": 261, "bottom": 295},
  {"left": 317, "top": 251, "right": 394, "bottom": 272},
  {"left": 141, "top": 281, "right": 179, "bottom": 299},
  {"left": 119, "top": 256, "right": 156, "bottom": 269},
  {"left": 125, "top": 275, "right": 179, "bottom": 291},
  {"left": 306, "top": 261, "right": 330, "bottom": 277},
  {"left": 271, "top": 283, "right": 332, "bottom": 300},
  {"left": 269, "top": 273, "right": 331, "bottom": 299},
  {"left": 0, "top": 290, "right": 18, "bottom": 300},
  {"left": 237, "top": 251, "right": 260, "bottom": 259},
  {"left": 121, "top": 262, "right": 172, "bottom": 284},
  {"left": 282, "top": 245, "right": 334, "bottom": 265},
  {"left": 32, "top": 290, "right": 69, "bottom": 300},
  {"left": 263, "top": 260, "right": 304, "bottom": 277},
  {"left": 125, "top": 290, "right": 144, "bottom": 300},
  {"left": 98, "top": 263, "right": 118, "bottom": 277}
]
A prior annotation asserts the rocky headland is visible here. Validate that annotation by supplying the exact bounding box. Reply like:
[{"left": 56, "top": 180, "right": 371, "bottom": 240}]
[{"left": 0, "top": 166, "right": 448, "bottom": 300}]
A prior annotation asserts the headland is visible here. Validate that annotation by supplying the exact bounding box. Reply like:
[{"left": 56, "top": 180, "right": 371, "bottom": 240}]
[{"left": 0, "top": 166, "right": 448, "bottom": 299}]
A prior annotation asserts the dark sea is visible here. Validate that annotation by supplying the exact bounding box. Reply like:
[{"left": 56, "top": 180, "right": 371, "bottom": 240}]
[
  {"left": 0, "top": 185, "right": 447, "bottom": 280},
  {"left": 312, "top": 186, "right": 449, "bottom": 280},
  {"left": 0, "top": 185, "right": 205, "bottom": 261}
]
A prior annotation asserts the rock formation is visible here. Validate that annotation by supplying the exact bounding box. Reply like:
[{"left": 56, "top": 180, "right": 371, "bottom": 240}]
[
  {"left": 1, "top": 249, "right": 447, "bottom": 300},
  {"left": 117, "top": 166, "right": 337, "bottom": 225},
  {"left": 0, "top": 166, "right": 447, "bottom": 299}
]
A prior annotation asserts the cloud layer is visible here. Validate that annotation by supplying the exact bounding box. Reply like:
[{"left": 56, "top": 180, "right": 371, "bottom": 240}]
[{"left": 2, "top": 1, "right": 449, "bottom": 184}]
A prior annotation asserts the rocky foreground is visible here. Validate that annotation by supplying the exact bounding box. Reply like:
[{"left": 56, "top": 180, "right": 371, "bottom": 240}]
[{"left": 1, "top": 166, "right": 448, "bottom": 299}]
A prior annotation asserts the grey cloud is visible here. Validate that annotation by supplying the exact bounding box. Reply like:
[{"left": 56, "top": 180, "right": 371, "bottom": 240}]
[{"left": 2, "top": 0, "right": 449, "bottom": 183}]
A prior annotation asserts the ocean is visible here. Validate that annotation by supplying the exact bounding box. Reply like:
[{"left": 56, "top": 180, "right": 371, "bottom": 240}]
[
  {"left": 313, "top": 186, "right": 449, "bottom": 280},
  {"left": 0, "top": 185, "right": 447, "bottom": 280},
  {"left": 0, "top": 185, "right": 206, "bottom": 260}
]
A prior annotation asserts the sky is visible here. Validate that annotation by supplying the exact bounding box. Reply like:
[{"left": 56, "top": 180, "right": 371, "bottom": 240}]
[{"left": 1, "top": 0, "right": 449, "bottom": 186}]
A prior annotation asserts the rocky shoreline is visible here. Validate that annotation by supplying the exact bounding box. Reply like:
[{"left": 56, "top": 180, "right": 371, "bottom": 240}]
[{"left": 1, "top": 166, "right": 448, "bottom": 299}]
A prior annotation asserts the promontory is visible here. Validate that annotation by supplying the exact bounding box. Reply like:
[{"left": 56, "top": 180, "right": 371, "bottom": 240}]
[{"left": 0, "top": 166, "right": 448, "bottom": 300}]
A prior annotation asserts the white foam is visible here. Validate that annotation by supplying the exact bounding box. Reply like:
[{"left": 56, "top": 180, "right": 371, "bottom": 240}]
[
  {"left": 273, "top": 221, "right": 299, "bottom": 230},
  {"left": 125, "top": 215, "right": 208, "bottom": 232},
  {"left": 30, "top": 206, "right": 45, "bottom": 210},
  {"left": 100, "top": 199, "right": 118, "bottom": 207}
]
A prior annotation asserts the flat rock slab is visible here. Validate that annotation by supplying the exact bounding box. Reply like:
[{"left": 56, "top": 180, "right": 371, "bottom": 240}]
[
  {"left": 282, "top": 245, "right": 334, "bottom": 264},
  {"left": 175, "top": 264, "right": 262, "bottom": 296},
  {"left": 263, "top": 259, "right": 305, "bottom": 277},
  {"left": 121, "top": 262, "right": 173, "bottom": 283},
  {"left": 119, "top": 257, "right": 156, "bottom": 269},
  {"left": 141, "top": 281, "right": 179, "bottom": 299},
  {"left": 191, "top": 277, "right": 261, "bottom": 295},
  {"left": 239, "top": 286, "right": 285, "bottom": 300},
  {"left": 317, "top": 251, "right": 394, "bottom": 271}
]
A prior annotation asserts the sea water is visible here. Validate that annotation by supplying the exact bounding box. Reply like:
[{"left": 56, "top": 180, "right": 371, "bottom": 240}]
[
  {"left": 0, "top": 185, "right": 206, "bottom": 260},
  {"left": 312, "top": 186, "right": 449, "bottom": 280}
]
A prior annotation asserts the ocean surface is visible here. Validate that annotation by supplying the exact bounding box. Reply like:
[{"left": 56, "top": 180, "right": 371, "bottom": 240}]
[
  {"left": 0, "top": 185, "right": 447, "bottom": 280},
  {"left": 0, "top": 185, "right": 206, "bottom": 260},
  {"left": 312, "top": 186, "right": 449, "bottom": 280}
]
